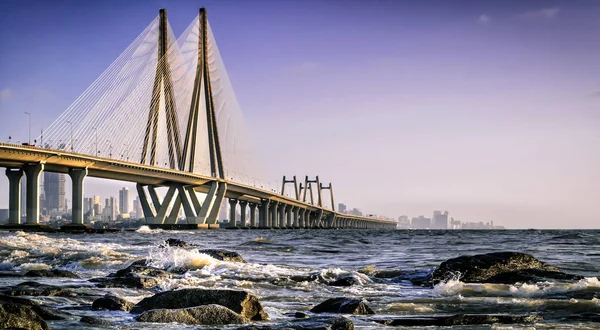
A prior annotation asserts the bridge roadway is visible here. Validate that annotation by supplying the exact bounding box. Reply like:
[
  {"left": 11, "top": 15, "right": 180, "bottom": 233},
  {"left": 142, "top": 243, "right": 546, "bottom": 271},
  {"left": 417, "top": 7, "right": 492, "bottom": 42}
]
[{"left": 0, "top": 143, "right": 396, "bottom": 230}]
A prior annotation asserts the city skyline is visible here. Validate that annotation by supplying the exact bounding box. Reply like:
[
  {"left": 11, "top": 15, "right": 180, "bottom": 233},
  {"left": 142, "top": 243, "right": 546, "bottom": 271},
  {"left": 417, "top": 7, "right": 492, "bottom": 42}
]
[{"left": 0, "top": 0, "right": 598, "bottom": 228}]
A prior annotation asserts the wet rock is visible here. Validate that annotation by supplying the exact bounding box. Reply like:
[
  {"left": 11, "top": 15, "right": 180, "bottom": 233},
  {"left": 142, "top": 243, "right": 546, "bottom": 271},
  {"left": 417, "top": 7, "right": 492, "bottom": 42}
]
[
  {"left": 486, "top": 269, "right": 584, "bottom": 284},
  {"left": 80, "top": 315, "right": 111, "bottom": 326},
  {"left": 136, "top": 304, "right": 246, "bottom": 325},
  {"left": 432, "top": 252, "right": 573, "bottom": 284},
  {"left": 23, "top": 269, "right": 79, "bottom": 278},
  {"left": 199, "top": 249, "right": 246, "bottom": 263},
  {"left": 131, "top": 288, "right": 269, "bottom": 321},
  {"left": 374, "top": 314, "right": 542, "bottom": 326},
  {"left": 328, "top": 276, "right": 360, "bottom": 287},
  {"left": 0, "top": 294, "right": 65, "bottom": 320},
  {"left": 371, "top": 270, "right": 404, "bottom": 279},
  {"left": 289, "top": 274, "right": 327, "bottom": 284},
  {"left": 90, "top": 264, "right": 170, "bottom": 289},
  {"left": 236, "top": 316, "right": 354, "bottom": 330},
  {"left": 161, "top": 238, "right": 189, "bottom": 247},
  {"left": 92, "top": 294, "right": 134, "bottom": 311},
  {"left": 295, "top": 311, "right": 309, "bottom": 318},
  {"left": 0, "top": 301, "right": 49, "bottom": 330},
  {"left": 310, "top": 298, "right": 374, "bottom": 315},
  {"left": 0, "top": 271, "right": 24, "bottom": 277},
  {"left": 129, "top": 259, "right": 148, "bottom": 267},
  {"left": 0, "top": 281, "right": 77, "bottom": 297}
]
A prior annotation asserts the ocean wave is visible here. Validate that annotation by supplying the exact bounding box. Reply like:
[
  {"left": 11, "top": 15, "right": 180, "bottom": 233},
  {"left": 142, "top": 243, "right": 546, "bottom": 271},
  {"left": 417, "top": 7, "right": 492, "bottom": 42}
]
[
  {"left": 433, "top": 277, "right": 600, "bottom": 298},
  {"left": 136, "top": 225, "right": 163, "bottom": 234}
]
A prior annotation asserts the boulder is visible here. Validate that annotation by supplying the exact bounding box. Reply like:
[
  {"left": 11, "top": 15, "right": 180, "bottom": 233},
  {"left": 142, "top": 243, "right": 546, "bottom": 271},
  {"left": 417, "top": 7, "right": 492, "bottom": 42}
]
[
  {"left": 161, "top": 238, "right": 189, "bottom": 248},
  {"left": 80, "top": 316, "right": 111, "bottom": 326},
  {"left": 0, "top": 301, "right": 49, "bottom": 330},
  {"left": 431, "top": 252, "right": 575, "bottom": 284},
  {"left": 236, "top": 316, "right": 354, "bottom": 330},
  {"left": 136, "top": 304, "right": 245, "bottom": 325},
  {"left": 310, "top": 298, "right": 374, "bottom": 315},
  {"left": 92, "top": 294, "right": 134, "bottom": 311},
  {"left": 90, "top": 264, "right": 170, "bottom": 289},
  {"left": 0, "top": 295, "right": 65, "bottom": 320},
  {"left": 199, "top": 249, "right": 246, "bottom": 263},
  {"left": 23, "top": 269, "right": 79, "bottom": 278},
  {"left": 375, "top": 314, "right": 542, "bottom": 326},
  {"left": 131, "top": 288, "right": 269, "bottom": 321},
  {"left": 0, "top": 281, "right": 77, "bottom": 297},
  {"left": 328, "top": 276, "right": 361, "bottom": 287}
]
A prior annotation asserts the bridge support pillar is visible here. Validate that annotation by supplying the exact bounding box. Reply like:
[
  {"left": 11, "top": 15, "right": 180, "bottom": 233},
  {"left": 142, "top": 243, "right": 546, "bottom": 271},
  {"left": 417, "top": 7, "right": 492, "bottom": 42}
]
[
  {"left": 278, "top": 203, "right": 286, "bottom": 228},
  {"left": 270, "top": 201, "right": 279, "bottom": 229},
  {"left": 228, "top": 199, "right": 237, "bottom": 228},
  {"left": 239, "top": 200, "right": 247, "bottom": 228},
  {"left": 292, "top": 207, "right": 299, "bottom": 228},
  {"left": 249, "top": 203, "right": 257, "bottom": 228},
  {"left": 259, "top": 200, "right": 269, "bottom": 228},
  {"left": 68, "top": 168, "right": 88, "bottom": 225},
  {"left": 24, "top": 163, "right": 43, "bottom": 225},
  {"left": 286, "top": 205, "right": 293, "bottom": 227},
  {"left": 5, "top": 168, "right": 23, "bottom": 225}
]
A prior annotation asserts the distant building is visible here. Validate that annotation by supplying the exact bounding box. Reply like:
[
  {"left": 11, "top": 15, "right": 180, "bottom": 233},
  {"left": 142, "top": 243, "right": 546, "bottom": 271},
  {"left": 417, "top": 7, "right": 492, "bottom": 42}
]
[
  {"left": 350, "top": 208, "right": 362, "bottom": 216},
  {"left": 43, "top": 172, "right": 66, "bottom": 214},
  {"left": 119, "top": 187, "right": 130, "bottom": 214},
  {"left": 411, "top": 216, "right": 431, "bottom": 229},
  {"left": 450, "top": 217, "right": 461, "bottom": 229},
  {"left": 133, "top": 196, "right": 143, "bottom": 219},
  {"left": 338, "top": 203, "right": 347, "bottom": 214},
  {"left": 0, "top": 209, "right": 8, "bottom": 223},
  {"left": 432, "top": 210, "right": 449, "bottom": 229},
  {"left": 84, "top": 197, "right": 93, "bottom": 214},
  {"left": 397, "top": 215, "right": 410, "bottom": 229}
]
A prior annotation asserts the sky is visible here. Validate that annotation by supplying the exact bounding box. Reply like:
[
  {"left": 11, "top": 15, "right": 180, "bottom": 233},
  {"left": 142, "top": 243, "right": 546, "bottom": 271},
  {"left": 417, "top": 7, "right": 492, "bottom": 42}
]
[{"left": 0, "top": 0, "right": 599, "bottom": 228}]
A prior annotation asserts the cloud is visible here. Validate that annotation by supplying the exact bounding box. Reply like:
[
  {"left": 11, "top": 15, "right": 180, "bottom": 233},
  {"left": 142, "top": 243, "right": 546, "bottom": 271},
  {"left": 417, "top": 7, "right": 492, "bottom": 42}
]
[
  {"left": 519, "top": 8, "right": 560, "bottom": 19},
  {"left": 478, "top": 14, "right": 491, "bottom": 24},
  {"left": 0, "top": 88, "right": 13, "bottom": 102}
]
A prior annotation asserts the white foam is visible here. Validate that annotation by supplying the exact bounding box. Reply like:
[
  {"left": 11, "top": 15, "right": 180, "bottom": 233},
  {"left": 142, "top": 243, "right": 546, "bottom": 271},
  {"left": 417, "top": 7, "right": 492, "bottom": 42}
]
[
  {"left": 17, "top": 263, "right": 51, "bottom": 271},
  {"left": 147, "top": 246, "right": 222, "bottom": 271},
  {"left": 136, "top": 225, "right": 162, "bottom": 234}
]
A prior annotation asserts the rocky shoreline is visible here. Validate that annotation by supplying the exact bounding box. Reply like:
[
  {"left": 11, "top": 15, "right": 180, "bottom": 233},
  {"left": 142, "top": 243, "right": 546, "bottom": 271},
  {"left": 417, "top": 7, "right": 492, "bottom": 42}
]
[{"left": 0, "top": 235, "right": 598, "bottom": 329}]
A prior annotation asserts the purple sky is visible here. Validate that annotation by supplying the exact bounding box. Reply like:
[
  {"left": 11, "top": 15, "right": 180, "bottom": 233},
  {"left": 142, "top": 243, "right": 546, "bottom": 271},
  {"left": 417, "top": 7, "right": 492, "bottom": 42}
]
[{"left": 0, "top": 0, "right": 599, "bottom": 228}]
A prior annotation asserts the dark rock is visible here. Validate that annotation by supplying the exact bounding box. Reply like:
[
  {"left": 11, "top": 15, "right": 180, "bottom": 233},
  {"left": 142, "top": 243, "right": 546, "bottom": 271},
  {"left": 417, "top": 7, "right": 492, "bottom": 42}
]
[
  {"left": 23, "top": 269, "right": 79, "bottom": 278},
  {"left": 90, "top": 264, "right": 170, "bottom": 289},
  {"left": 375, "top": 314, "right": 542, "bottom": 327},
  {"left": 310, "top": 298, "right": 374, "bottom": 315},
  {"left": 92, "top": 294, "right": 134, "bottom": 311},
  {"left": 162, "top": 238, "right": 189, "bottom": 247},
  {"left": 372, "top": 270, "right": 404, "bottom": 279},
  {"left": 80, "top": 316, "right": 110, "bottom": 326},
  {"left": 432, "top": 252, "right": 574, "bottom": 284},
  {"left": 289, "top": 274, "right": 327, "bottom": 284},
  {"left": 199, "top": 249, "right": 246, "bottom": 263},
  {"left": 136, "top": 304, "right": 245, "bottom": 325},
  {"left": 0, "top": 271, "right": 24, "bottom": 277},
  {"left": 236, "top": 316, "right": 354, "bottom": 330},
  {"left": 131, "top": 288, "right": 269, "bottom": 321},
  {"left": 0, "top": 281, "right": 77, "bottom": 297},
  {"left": 295, "top": 311, "right": 309, "bottom": 318},
  {"left": 486, "top": 269, "right": 584, "bottom": 284},
  {"left": 0, "top": 294, "right": 65, "bottom": 321},
  {"left": 129, "top": 259, "right": 148, "bottom": 267},
  {"left": 0, "top": 301, "right": 49, "bottom": 330},
  {"left": 329, "top": 276, "right": 360, "bottom": 287}
]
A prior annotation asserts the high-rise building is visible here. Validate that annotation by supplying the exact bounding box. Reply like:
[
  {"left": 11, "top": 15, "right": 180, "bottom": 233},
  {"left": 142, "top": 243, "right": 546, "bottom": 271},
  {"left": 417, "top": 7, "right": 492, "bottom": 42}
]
[
  {"left": 84, "top": 197, "right": 93, "bottom": 214},
  {"left": 398, "top": 215, "right": 410, "bottom": 228},
  {"left": 133, "top": 196, "right": 142, "bottom": 219},
  {"left": 338, "top": 203, "right": 347, "bottom": 214},
  {"left": 432, "top": 211, "right": 449, "bottom": 229},
  {"left": 411, "top": 216, "right": 431, "bottom": 229},
  {"left": 43, "top": 172, "right": 66, "bottom": 213},
  {"left": 119, "top": 187, "right": 130, "bottom": 214}
]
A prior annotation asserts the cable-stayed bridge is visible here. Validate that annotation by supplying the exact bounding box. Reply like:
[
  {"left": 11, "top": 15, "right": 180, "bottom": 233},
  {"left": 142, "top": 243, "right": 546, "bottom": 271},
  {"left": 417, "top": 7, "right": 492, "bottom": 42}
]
[{"left": 0, "top": 9, "right": 395, "bottom": 230}]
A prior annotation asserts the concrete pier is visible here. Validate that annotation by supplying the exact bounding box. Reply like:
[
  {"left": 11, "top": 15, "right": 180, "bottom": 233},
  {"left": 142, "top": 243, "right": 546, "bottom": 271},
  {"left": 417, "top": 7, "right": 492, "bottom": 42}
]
[
  {"left": 5, "top": 168, "right": 23, "bottom": 225},
  {"left": 228, "top": 199, "right": 237, "bottom": 228},
  {"left": 239, "top": 200, "right": 247, "bottom": 228},
  {"left": 249, "top": 203, "right": 257, "bottom": 228},
  {"left": 23, "top": 163, "right": 43, "bottom": 224}
]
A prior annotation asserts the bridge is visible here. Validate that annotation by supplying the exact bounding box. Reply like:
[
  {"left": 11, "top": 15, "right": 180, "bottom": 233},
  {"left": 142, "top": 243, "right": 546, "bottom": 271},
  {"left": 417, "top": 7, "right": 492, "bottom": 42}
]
[{"left": 0, "top": 9, "right": 396, "bottom": 230}]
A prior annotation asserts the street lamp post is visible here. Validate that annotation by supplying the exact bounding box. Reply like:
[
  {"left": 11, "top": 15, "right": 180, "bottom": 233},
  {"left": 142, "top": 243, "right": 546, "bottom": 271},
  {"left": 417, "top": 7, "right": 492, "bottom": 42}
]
[{"left": 24, "top": 112, "right": 31, "bottom": 144}]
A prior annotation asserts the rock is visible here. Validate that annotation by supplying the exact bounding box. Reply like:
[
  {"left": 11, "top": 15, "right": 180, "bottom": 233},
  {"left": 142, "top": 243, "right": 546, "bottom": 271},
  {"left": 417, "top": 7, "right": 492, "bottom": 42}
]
[
  {"left": 23, "top": 269, "right": 79, "bottom": 278},
  {"left": 199, "top": 249, "right": 246, "bottom": 263},
  {"left": 0, "top": 271, "right": 24, "bottom": 277},
  {"left": 90, "top": 264, "right": 170, "bottom": 289},
  {"left": 131, "top": 288, "right": 269, "bottom": 321},
  {"left": 0, "top": 295, "right": 65, "bottom": 320},
  {"left": 236, "top": 316, "right": 354, "bottom": 330},
  {"left": 289, "top": 274, "right": 327, "bottom": 284},
  {"left": 136, "top": 304, "right": 246, "bottom": 325},
  {"left": 432, "top": 252, "right": 573, "bottom": 284},
  {"left": 162, "top": 238, "right": 189, "bottom": 247},
  {"left": 0, "top": 301, "right": 49, "bottom": 330},
  {"left": 0, "top": 281, "right": 77, "bottom": 297},
  {"left": 372, "top": 270, "right": 404, "bottom": 279},
  {"left": 129, "top": 259, "right": 148, "bottom": 267},
  {"left": 486, "top": 269, "right": 584, "bottom": 284},
  {"left": 328, "top": 276, "right": 361, "bottom": 287},
  {"left": 310, "top": 298, "right": 374, "bottom": 315},
  {"left": 92, "top": 294, "right": 134, "bottom": 311},
  {"left": 375, "top": 314, "right": 542, "bottom": 327},
  {"left": 295, "top": 311, "right": 309, "bottom": 318},
  {"left": 80, "top": 315, "right": 111, "bottom": 326}
]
